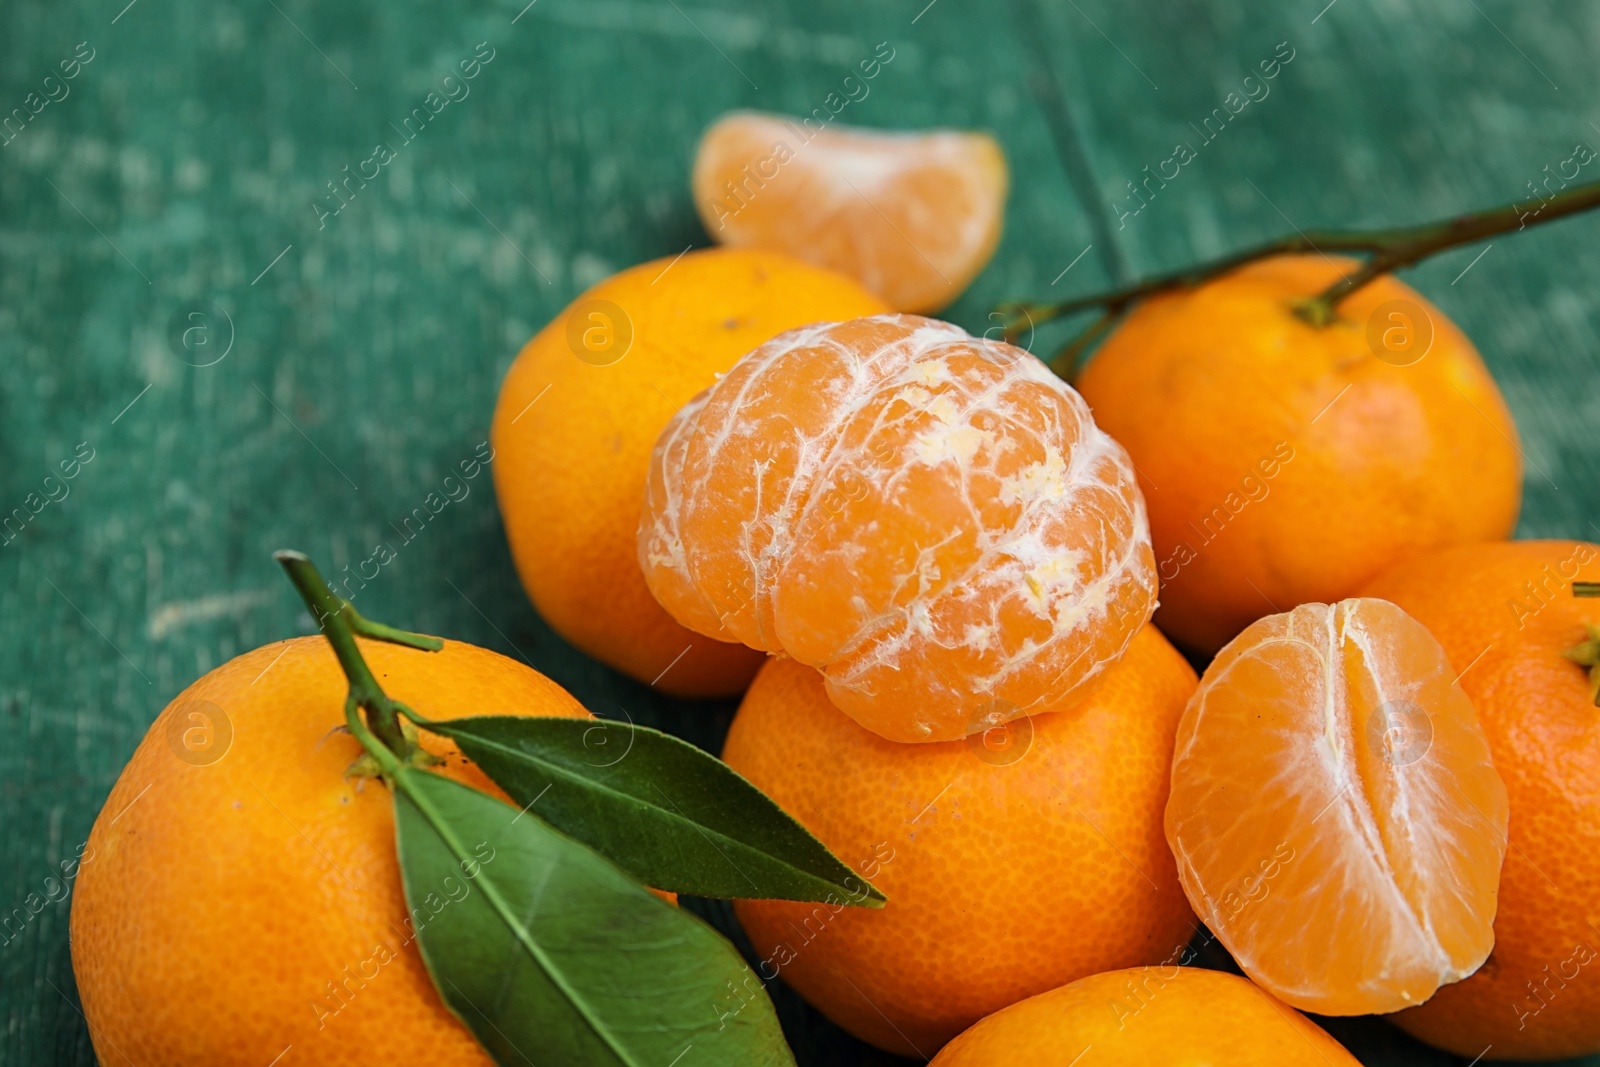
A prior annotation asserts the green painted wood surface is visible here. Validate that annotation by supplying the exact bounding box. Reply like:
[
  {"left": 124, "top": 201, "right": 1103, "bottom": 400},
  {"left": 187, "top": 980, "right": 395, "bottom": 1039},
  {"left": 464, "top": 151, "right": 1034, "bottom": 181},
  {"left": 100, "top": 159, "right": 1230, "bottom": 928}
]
[{"left": 2, "top": 0, "right": 1597, "bottom": 1063}]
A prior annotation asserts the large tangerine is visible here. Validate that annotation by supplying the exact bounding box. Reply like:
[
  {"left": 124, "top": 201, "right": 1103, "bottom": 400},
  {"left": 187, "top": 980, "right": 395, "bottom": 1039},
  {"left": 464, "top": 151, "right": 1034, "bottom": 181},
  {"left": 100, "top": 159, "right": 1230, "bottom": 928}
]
[
  {"left": 1363, "top": 540, "right": 1600, "bottom": 1060},
  {"left": 491, "top": 248, "right": 888, "bottom": 697},
  {"left": 724, "top": 625, "right": 1199, "bottom": 1056},
  {"left": 1077, "top": 254, "right": 1522, "bottom": 657},
  {"left": 70, "top": 637, "right": 592, "bottom": 1065}
]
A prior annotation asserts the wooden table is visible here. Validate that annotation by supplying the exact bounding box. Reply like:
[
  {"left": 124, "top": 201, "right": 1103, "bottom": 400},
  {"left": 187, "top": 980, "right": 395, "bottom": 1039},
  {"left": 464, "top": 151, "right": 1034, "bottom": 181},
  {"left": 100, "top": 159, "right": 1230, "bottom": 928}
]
[{"left": 3, "top": 0, "right": 1596, "bottom": 1063}]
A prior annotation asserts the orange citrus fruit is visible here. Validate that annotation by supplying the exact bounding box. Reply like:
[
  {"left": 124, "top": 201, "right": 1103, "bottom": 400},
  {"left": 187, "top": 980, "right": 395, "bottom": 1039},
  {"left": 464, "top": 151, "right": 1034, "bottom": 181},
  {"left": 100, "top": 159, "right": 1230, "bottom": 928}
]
[
  {"left": 1165, "top": 597, "right": 1510, "bottom": 1015},
  {"left": 1077, "top": 253, "right": 1522, "bottom": 656},
  {"left": 722, "top": 624, "right": 1198, "bottom": 1056},
  {"left": 492, "top": 247, "right": 887, "bottom": 696},
  {"left": 71, "top": 636, "right": 592, "bottom": 1065},
  {"left": 1362, "top": 540, "right": 1600, "bottom": 1060},
  {"left": 929, "top": 966, "right": 1362, "bottom": 1067},
  {"left": 693, "top": 110, "right": 1008, "bottom": 312},
  {"left": 639, "top": 313, "right": 1157, "bottom": 743}
]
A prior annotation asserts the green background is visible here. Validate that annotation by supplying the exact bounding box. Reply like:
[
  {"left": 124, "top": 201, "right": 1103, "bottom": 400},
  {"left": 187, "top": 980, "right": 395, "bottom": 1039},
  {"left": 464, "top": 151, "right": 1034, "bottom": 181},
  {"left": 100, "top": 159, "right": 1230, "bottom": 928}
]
[{"left": 3, "top": 0, "right": 1597, "bottom": 1063}]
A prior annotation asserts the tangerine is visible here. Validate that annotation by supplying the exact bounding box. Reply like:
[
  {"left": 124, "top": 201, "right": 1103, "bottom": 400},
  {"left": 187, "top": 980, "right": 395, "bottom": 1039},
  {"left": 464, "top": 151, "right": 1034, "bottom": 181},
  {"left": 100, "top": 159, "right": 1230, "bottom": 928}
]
[
  {"left": 693, "top": 110, "right": 1008, "bottom": 312},
  {"left": 1077, "top": 254, "right": 1522, "bottom": 656},
  {"left": 1165, "top": 597, "right": 1509, "bottom": 1015},
  {"left": 722, "top": 625, "right": 1197, "bottom": 1056},
  {"left": 639, "top": 313, "right": 1156, "bottom": 742},
  {"left": 492, "top": 248, "right": 887, "bottom": 696},
  {"left": 1362, "top": 540, "right": 1600, "bottom": 1060},
  {"left": 71, "top": 636, "right": 591, "bottom": 1065},
  {"left": 929, "top": 966, "right": 1362, "bottom": 1067}
]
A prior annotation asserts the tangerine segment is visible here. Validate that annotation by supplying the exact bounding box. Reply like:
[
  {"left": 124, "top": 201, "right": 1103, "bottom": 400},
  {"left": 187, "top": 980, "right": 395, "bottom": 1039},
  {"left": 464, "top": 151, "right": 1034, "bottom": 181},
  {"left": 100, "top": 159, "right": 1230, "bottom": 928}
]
[
  {"left": 930, "top": 967, "right": 1362, "bottom": 1067},
  {"left": 693, "top": 111, "right": 1008, "bottom": 313},
  {"left": 639, "top": 314, "right": 1156, "bottom": 743},
  {"left": 1165, "top": 598, "right": 1509, "bottom": 1016}
]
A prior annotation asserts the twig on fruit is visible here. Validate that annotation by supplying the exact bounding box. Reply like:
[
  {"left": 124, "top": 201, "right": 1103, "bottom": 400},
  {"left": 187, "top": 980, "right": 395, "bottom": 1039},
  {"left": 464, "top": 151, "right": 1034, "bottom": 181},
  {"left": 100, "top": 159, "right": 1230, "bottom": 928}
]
[
  {"left": 999, "top": 178, "right": 1600, "bottom": 377},
  {"left": 274, "top": 549, "right": 442, "bottom": 765}
]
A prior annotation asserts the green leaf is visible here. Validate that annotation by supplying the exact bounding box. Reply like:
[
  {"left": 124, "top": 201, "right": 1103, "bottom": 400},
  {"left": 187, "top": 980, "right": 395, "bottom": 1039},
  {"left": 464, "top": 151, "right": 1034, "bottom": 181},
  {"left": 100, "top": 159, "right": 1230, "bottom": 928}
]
[
  {"left": 417, "top": 714, "right": 885, "bottom": 906},
  {"left": 392, "top": 765, "right": 795, "bottom": 1067}
]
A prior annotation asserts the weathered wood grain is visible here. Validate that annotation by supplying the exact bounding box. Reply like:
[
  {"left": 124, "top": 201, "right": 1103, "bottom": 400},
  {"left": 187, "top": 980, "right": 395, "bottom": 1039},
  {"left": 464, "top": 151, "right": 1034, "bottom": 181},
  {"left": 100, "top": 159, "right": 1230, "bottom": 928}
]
[{"left": 0, "top": 0, "right": 1594, "bottom": 1063}]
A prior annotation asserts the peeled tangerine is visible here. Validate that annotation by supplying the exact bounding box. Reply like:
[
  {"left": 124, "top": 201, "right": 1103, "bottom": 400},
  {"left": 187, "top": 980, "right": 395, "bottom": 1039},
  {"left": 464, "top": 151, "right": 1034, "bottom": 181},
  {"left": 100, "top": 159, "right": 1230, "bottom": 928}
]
[
  {"left": 1165, "top": 598, "right": 1509, "bottom": 1015},
  {"left": 693, "top": 111, "right": 1008, "bottom": 312},
  {"left": 639, "top": 314, "right": 1157, "bottom": 743}
]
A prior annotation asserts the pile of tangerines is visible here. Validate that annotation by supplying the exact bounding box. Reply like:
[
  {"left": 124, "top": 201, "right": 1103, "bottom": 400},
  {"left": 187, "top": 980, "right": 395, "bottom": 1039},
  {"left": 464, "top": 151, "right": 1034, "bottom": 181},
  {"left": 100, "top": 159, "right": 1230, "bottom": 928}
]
[
  {"left": 72, "top": 110, "right": 1600, "bottom": 1066},
  {"left": 496, "top": 112, "right": 1598, "bottom": 1064}
]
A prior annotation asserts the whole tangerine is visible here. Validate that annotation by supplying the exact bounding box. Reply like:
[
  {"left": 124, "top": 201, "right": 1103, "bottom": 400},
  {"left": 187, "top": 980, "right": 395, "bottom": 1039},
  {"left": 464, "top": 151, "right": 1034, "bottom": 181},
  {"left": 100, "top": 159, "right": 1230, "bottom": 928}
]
[
  {"left": 1077, "top": 254, "right": 1522, "bottom": 656},
  {"left": 722, "top": 624, "right": 1197, "bottom": 1056},
  {"left": 492, "top": 247, "right": 888, "bottom": 696},
  {"left": 928, "top": 966, "right": 1361, "bottom": 1067},
  {"left": 1363, "top": 540, "right": 1600, "bottom": 1060},
  {"left": 71, "top": 636, "right": 591, "bottom": 1065}
]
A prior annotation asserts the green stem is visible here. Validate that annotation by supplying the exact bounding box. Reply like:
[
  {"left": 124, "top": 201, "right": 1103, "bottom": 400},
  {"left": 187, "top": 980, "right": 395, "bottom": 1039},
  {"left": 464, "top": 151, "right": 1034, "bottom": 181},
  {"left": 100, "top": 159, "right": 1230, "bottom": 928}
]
[
  {"left": 1048, "top": 309, "right": 1116, "bottom": 381},
  {"left": 343, "top": 693, "right": 404, "bottom": 774},
  {"left": 1000, "top": 177, "right": 1600, "bottom": 367},
  {"left": 273, "top": 549, "right": 442, "bottom": 762},
  {"left": 1298, "top": 180, "right": 1600, "bottom": 324},
  {"left": 1000, "top": 230, "right": 1372, "bottom": 339},
  {"left": 1566, "top": 583, "right": 1600, "bottom": 707}
]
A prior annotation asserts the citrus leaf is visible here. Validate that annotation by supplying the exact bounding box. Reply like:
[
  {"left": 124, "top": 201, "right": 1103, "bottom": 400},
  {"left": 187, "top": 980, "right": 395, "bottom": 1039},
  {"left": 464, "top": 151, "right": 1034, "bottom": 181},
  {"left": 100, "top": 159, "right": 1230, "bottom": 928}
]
[
  {"left": 419, "top": 714, "right": 884, "bottom": 906},
  {"left": 391, "top": 765, "right": 795, "bottom": 1067}
]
